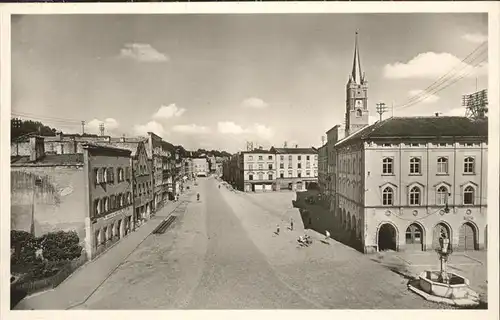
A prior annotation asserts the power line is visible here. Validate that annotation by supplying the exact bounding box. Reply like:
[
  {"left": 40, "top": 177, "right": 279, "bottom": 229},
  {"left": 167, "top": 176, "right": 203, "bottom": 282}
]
[
  {"left": 399, "top": 42, "right": 487, "bottom": 107},
  {"left": 394, "top": 42, "right": 488, "bottom": 112},
  {"left": 396, "top": 54, "right": 487, "bottom": 112},
  {"left": 11, "top": 111, "right": 82, "bottom": 124}
]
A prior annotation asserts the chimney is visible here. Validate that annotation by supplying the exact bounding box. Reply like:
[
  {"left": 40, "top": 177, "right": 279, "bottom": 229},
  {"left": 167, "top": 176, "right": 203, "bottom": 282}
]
[
  {"left": 56, "top": 131, "right": 62, "bottom": 140},
  {"left": 29, "top": 136, "right": 45, "bottom": 162},
  {"left": 435, "top": 112, "right": 440, "bottom": 117},
  {"left": 120, "top": 137, "right": 126, "bottom": 142},
  {"left": 295, "top": 144, "right": 298, "bottom": 148}
]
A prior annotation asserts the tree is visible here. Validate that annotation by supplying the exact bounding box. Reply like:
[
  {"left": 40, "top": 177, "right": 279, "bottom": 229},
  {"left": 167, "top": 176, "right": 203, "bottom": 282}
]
[{"left": 11, "top": 118, "right": 57, "bottom": 141}]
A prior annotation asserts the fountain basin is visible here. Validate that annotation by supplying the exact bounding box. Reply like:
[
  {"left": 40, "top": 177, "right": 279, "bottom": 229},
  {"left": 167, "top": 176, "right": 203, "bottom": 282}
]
[{"left": 419, "top": 271, "right": 470, "bottom": 299}]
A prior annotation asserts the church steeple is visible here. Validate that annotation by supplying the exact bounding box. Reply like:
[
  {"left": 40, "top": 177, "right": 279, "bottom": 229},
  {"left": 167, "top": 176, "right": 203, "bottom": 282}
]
[
  {"left": 351, "top": 31, "right": 365, "bottom": 85},
  {"left": 345, "top": 31, "right": 369, "bottom": 137}
]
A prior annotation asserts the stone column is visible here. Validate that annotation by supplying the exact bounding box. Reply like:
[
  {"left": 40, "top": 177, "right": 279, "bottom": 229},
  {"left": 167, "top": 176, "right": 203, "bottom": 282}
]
[{"left": 119, "top": 219, "right": 125, "bottom": 238}]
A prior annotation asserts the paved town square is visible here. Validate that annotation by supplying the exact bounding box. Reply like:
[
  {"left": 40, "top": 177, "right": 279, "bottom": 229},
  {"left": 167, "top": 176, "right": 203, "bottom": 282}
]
[{"left": 16, "top": 177, "right": 485, "bottom": 310}]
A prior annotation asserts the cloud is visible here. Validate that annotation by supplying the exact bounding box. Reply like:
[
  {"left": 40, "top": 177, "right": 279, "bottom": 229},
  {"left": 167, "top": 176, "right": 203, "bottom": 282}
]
[
  {"left": 171, "top": 124, "right": 211, "bottom": 134},
  {"left": 119, "top": 43, "right": 169, "bottom": 62},
  {"left": 463, "top": 33, "right": 488, "bottom": 44},
  {"left": 153, "top": 104, "right": 186, "bottom": 120},
  {"left": 133, "top": 121, "right": 165, "bottom": 137},
  {"left": 250, "top": 124, "right": 274, "bottom": 140},
  {"left": 383, "top": 52, "right": 487, "bottom": 79},
  {"left": 217, "top": 121, "right": 246, "bottom": 134},
  {"left": 408, "top": 90, "right": 440, "bottom": 104},
  {"left": 241, "top": 97, "right": 269, "bottom": 109},
  {"left": 217, "top": 121, "right": 274, "bottom": 140},
  {"left": 86, "top": 118, "right": 119, "bottom": 134}
]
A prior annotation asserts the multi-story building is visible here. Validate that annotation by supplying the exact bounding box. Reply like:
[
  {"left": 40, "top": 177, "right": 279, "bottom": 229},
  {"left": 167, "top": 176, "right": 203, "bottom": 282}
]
[
  {"left": 321, "top": 32, "right": 488, "bottom": 254},
  {"left": 145, "top": 132, "right": 174, "bottom": 209},
  {"left": 131, "top": 141, "right": 153, "bottom": 225},
  {"left": 193, "top": 157, "right": 209, "bottom": 177},
  {"left": 330, "top": 117, "right": 488, "bottom": 253},
  {"left": 223, "top": 153, "right": 240, "bottom": 187},
  {"left": 182, "top": 158, "right": 194, "bottom": 180},
  {"left": 11, "top": 137, "right": 135, "bottom": 261},
  {"left": 271, "top": 147, "right": 318, "bottom": 191},
  {"left": 241, "top": 149, "right": 275, "bottom": 192},
  {"left": 318, "top": 144, "right": 328, "bottom": 195}
]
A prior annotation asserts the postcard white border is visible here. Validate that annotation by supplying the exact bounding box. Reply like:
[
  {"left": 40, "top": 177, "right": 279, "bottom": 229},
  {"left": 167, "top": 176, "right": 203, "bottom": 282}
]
[{"left": 1, "top": 2, "right": 499, "bottom": 320}]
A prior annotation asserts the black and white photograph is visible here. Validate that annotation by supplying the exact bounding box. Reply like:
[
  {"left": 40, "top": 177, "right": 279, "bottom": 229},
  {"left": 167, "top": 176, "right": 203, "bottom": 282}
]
[{"left": 1, "top": 2, "right": 498, "bottom": 316}]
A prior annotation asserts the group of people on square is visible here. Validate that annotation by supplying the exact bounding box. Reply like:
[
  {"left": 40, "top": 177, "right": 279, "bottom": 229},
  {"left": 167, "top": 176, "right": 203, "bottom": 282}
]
[{"left": 275, "top": 217, "right": 331, "bottom": 247}]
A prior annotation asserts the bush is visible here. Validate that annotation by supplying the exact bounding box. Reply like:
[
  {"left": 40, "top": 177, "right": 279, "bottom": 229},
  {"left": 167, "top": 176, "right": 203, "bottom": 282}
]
[
  {"left": 28, "top": 260, "right": 68, "bottom": 280},
  {"left": 11, "top": 230, "right": 40, "bottom": 269},
  {"left": 39, "top": 231, "right": 82, "bottom": 262}
]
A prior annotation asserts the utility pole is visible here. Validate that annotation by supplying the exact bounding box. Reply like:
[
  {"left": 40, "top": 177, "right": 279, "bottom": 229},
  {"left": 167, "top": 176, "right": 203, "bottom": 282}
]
[
  {"left": 99, "top": 123, "right": 105, "bottom": 136},
  {"left": 81, "top": 120, "right": 86, "bottom": 135},
  {"left": 376, "top": 102, "right": 387, "bottom": 122}
]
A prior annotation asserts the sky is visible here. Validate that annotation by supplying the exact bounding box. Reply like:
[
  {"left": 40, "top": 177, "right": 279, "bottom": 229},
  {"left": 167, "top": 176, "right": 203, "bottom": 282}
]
[{"left": 11, "top": 13, "right": 488, "bottom": 153}]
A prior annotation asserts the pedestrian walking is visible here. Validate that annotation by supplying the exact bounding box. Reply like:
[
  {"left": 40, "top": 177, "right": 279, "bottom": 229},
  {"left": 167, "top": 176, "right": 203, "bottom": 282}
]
[
  {"left": 276, "top": 224, "right": 280, "bottom": 235},
  {"left": 290, "top": 218, "right": 294, "bottom": 231},
  {"left": 325, "top": 230, "right": 330, "bottom": 241}
]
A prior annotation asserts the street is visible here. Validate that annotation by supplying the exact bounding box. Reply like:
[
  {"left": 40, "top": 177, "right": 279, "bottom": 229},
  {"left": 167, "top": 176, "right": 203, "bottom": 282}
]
[{"left": 69, "top": 176, "right": 442, "bottom": 309}]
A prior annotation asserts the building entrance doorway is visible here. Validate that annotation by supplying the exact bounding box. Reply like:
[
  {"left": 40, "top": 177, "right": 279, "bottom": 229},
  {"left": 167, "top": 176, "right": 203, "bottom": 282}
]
[
  {"left": 405, "top": 223, "right": 424, "bottom": 251},
  {"left": 458, "top": 222, "right": 477, "bottom": 251},
  {"left": 378, "top": 223, "right": 397, "bottom": 251}
]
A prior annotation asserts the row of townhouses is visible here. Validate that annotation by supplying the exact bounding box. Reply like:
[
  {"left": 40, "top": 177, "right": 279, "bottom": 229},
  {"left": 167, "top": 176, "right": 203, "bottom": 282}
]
[
  {"left": 10, "top": 131, "right": 194, "bottom": 261},
  {"left": 222, "top": 146, "right": 318, "bottom": 192},
  {"left": 317, "top": 33, "right": 488, "bottom": 254}
]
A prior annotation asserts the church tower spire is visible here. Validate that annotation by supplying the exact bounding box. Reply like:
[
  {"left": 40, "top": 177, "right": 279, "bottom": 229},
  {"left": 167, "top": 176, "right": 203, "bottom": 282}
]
[
  {"left": 345, "top": 31, "right": 369, "bottom": 137},
  {"left": 351, "top": 31, "right": 365, "bottom": 85}
]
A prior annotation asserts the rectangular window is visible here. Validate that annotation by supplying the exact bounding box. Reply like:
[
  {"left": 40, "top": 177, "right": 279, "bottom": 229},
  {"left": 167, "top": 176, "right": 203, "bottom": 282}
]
[
  {"left": 280, "top": 172, "right": 284, "bottom": 178},
  {"left": 288, "top": 170, "right": 293, "bottom": 177},
  {"left": 268, "top": 164, "right": 273, "bottom": 170},
  {"left": 288, "top": 163, "right": 292, "bottom": 169},
  {"left": 268, "top": 174, "right": 273, "bottom": 180},
  {"left": 409, "top": 158, "right": 421, "bottom": 174},
  {"left": 280, "top": 163, "right": 284, "bottom": 169},
  {"left": 259, "top": 164, "right": 263, "bottom": 170},
  {"left": 280, "top": 156, "right": 284, "bottom": 161},
  {"left": 464, "top": 157, "right": 475, "bottom": 174},
  {"left": 306, "top": 170, "right": 310, "bottom": 176},
  {"left": 437, "top": 157, "right": 448, "bottom": 174},
  {"left": 382, "top": 159, "right": 393, "bottom": 174},
  {"left": 298, "top": 163, "right": 302, "bottom": 169},
  {"left": 306, "top": 155, "right": 310, "bottom": 160},
  {"left": 306, "top": 162, "right": 310, "bottom": 168},
  {"left": 258, "top": 173, "right": 263, "bottom": 180},
  {"left": 268, "top": 155, "right": 273, "bottom": 160},
  {"left": 249, "top": 175, "right": 253, "bottom": 181},
  {"left": 258, "top": 156, "right": 263, "bottom": 160},
  {"left": 298, "top": 156, "right": 302, "bottom": 161},
  {"left": 248, "top": 156, "right": 253, "bottom": 161},
  {"left": 249, "top": 164, "right": 253, "bottom": 170},
  {"left": 288, "top": 155, "right": 292, "bottom": 161},
  {"left": 298, "top": 172, "right": 302, "bottom": 178}
]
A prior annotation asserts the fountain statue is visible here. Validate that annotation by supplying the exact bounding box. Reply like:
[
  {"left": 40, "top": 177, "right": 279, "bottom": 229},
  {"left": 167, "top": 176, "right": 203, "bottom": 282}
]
[{"left": 408, "top": 231, "right": 480, "bottom": 307}]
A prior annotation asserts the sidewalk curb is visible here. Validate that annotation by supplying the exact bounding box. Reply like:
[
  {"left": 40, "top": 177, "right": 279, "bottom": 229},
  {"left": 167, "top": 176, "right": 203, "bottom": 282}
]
[
  {"left": 17, "top": 197, "right": 189, "bottom": 310},
  {"left": 66, "top": 198, "right": 189, "bottom": 310}
]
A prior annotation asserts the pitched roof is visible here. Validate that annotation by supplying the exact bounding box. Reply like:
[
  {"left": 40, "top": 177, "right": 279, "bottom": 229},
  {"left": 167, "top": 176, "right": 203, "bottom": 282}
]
[
  {"left": 336, "top": 116, "right": 488, "bottom": 147},
  {"left": 272, "top": 147, "right": 318, "bottom": 154},
  {"left": 11, "top": 154, "right": 84, "bottom": 166},
  {"left": 242, "top": 149, "right": 275, "bottom": 154}
]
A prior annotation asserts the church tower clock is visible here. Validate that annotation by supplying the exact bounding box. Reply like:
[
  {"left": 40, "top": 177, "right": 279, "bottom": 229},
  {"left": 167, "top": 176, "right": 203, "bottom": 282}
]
[{"left": 345, "top": 32, "right": 369, "bottom": 137}]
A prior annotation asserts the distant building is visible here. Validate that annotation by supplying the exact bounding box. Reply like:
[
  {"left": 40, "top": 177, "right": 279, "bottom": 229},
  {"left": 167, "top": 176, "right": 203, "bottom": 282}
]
[
  {"left": 271, "top": 147, "right": 318, "bottom": 191},
  {"left": 241, "top": 149, "right": 276, "bottom": 192},
  {"left": 11, "top": 137, "right": 135, "bottom": 261},
  {"left": 193, "top": 157, "right": 209, "bottom": 177}
]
